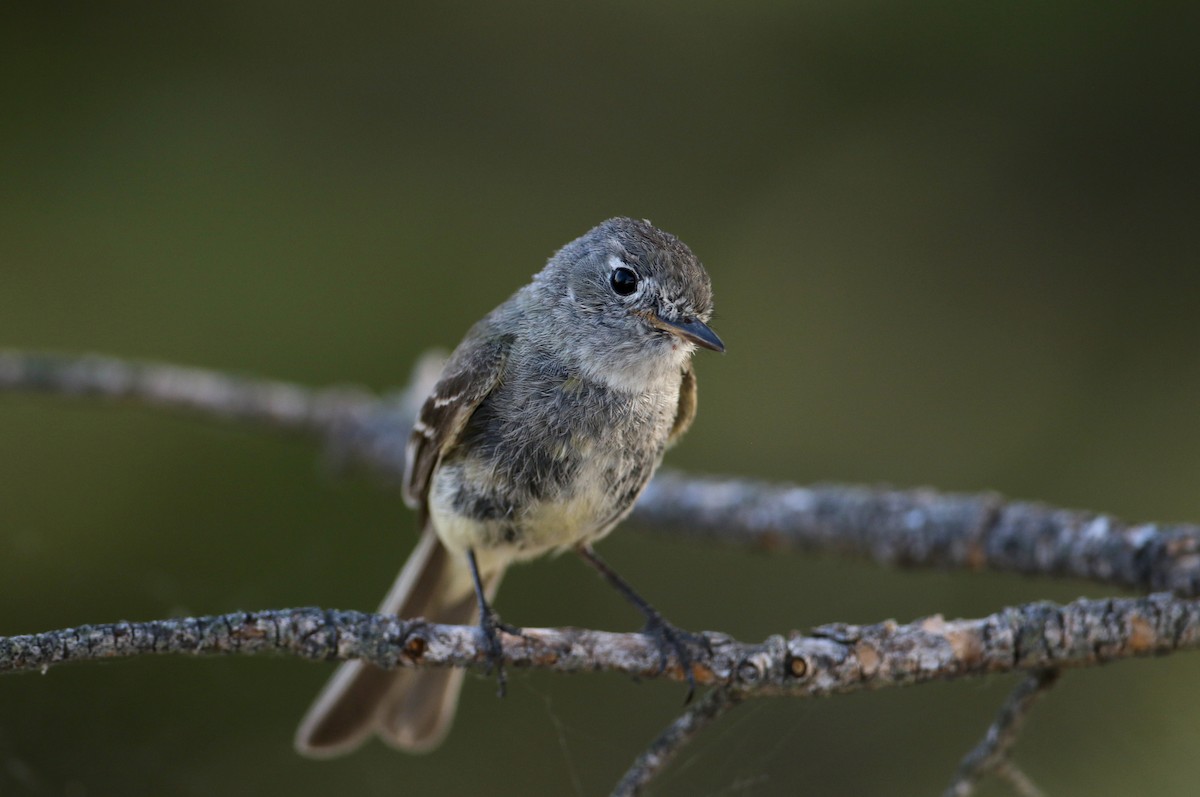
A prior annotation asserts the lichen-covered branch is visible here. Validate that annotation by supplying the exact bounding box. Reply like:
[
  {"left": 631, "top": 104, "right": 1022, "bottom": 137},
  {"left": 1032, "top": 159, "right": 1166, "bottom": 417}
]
[
  {"left": 5, "top": 349, "right": 1200, "bottom": 598},
  {"left": 2, "top": 594, "right": 1197, "bottom": 696},
  {"left": 634, "top": 473, "right": 1200, "bottom": 598},
  {"left": 943, "top": 669, "right": 1058, "bottom": 797}
]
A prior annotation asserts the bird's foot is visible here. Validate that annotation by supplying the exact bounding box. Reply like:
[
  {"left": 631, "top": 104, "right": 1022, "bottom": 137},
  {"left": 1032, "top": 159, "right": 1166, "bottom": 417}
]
[
  {"left": 477, "top": 604, "right": 522, "bottom": 698},
  {"left": 642, "top": 612, "right": 712, "bottom": 703}
]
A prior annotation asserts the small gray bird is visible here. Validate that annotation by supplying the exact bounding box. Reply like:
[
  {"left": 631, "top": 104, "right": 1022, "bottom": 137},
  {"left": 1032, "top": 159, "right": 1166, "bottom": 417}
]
[{"left": 295, "top": 217, "right": 723, "bottom": 757}]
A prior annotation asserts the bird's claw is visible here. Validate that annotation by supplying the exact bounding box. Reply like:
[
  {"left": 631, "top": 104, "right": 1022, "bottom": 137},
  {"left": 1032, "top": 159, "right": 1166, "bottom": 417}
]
[
  {"left": 642, "top": 614, "right": 710, "bottom": 703},
  {"left": 478, "top": 606, "right": 519, "bottom": 698}
]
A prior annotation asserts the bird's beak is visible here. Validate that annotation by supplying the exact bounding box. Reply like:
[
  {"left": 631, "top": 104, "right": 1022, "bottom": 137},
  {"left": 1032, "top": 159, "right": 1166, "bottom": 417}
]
[{"left": 654, "top": 314, "right": 725, "bottom": 353}]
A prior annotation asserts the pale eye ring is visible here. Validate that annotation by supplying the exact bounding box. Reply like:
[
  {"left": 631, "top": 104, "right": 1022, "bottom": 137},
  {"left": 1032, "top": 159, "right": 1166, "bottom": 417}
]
[{"left": 610, "top": 266, "right": 639, "bottom": 296}]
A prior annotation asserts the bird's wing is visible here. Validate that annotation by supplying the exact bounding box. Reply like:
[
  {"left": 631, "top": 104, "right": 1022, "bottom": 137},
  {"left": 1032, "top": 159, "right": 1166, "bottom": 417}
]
[
  {"left": 403, "top": 324, "right": 514, "bottom": 515},
  {"left": 667, "top": 362, "right": 697, "bottom": 448}
]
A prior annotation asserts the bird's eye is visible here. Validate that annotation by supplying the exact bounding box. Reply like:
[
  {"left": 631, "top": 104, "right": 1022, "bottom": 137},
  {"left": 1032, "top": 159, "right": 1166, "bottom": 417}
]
[{"left": 610, "top": 266, "right": 640, "bottom": 296}]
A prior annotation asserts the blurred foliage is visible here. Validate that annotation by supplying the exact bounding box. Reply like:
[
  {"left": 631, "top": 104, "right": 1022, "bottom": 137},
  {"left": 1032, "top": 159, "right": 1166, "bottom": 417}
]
[{"left": 1, "top": 2, "right": 1198, "bottom": 795}]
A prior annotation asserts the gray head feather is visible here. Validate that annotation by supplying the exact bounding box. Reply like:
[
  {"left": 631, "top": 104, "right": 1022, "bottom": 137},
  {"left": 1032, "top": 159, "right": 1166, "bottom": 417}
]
[{"left": 524, "top": 217, "right": 717, "bottom": 391}]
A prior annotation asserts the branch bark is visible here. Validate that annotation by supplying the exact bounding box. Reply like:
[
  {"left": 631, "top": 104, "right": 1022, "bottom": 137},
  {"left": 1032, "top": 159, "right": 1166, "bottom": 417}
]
[
  {"left": 2, "top": 594, "right": 1196, "bottom": 791},
  {"left": 3, "top": 594, "right": 1197, "bottom": 692},
  {"left": 635, "top": 472, "right": 1200, "bottom": 597},
  {"left": 0, "top": 350, "right": 381, "bottom": 433}
]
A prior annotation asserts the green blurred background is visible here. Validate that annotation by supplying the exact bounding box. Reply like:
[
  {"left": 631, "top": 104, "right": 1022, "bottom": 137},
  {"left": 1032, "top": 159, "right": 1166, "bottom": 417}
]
[{"left": 2, "top": 3, "right": 1198, "bottom": 795}]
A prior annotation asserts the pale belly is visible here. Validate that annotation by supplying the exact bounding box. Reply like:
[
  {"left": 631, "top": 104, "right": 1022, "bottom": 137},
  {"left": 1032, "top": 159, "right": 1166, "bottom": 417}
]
[{"left": 428, "top": 446, "right": 649, "bottom": 575}]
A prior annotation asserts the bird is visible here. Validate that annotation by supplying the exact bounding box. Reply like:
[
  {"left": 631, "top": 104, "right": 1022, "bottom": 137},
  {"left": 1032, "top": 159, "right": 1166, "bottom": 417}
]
[{"left": 295, "top": 217, "right": 723, "bottom": 756}]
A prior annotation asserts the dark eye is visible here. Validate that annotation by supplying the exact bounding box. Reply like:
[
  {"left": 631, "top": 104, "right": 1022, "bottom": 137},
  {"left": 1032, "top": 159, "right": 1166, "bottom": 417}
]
[{"left": 610, "top": 266, "right": 640, "bottom": 296}]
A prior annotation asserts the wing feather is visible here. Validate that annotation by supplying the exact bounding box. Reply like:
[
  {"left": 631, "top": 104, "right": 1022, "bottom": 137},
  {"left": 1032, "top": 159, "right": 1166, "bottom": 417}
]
[{"left": 403, "top": 325, "right": 513, "bottom": 515}]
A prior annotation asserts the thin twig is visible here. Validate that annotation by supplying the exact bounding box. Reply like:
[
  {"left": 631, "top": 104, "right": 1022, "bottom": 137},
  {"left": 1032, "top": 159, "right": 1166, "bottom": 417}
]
[
  {"left": 610, "top": 688, "right": 745, "bottom": 797},
  {"left": 943, "top": 669, "right": 1059, "bottom": 797},
  {"left": 995, "top": 762, "right": 1046, "bottom": 797},
  {"left": 5, "top": 349, "right": 1200, "bottom": 597}
]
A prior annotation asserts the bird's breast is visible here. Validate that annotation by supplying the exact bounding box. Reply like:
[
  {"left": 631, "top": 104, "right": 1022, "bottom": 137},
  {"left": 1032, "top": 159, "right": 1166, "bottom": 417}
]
[{"left": 428, "top": 366, "right": 680, "bottom": 560}]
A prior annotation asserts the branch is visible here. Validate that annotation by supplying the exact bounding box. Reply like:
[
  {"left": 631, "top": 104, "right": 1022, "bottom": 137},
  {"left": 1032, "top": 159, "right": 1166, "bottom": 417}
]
[
  {"left": 943, "top": 669, "right": 1059, "bottom": 797},
  {"left": 5, "top": 349, "right": 1200, "bottom": 598},
  {"left": 3, "top": 595, "right": 1196, "bottom": 791},
  {"left": 0, "top": 350, "right": 382, "bottom": 433},
  {"left": 3, "top": 594, "right": 1197, "bottom": 692},
  {"left": 611, "top": 687, "right": 745, "bottom": 797},
  {"left": 635, "top": 472, "right": 1200, "bottom": 597}
]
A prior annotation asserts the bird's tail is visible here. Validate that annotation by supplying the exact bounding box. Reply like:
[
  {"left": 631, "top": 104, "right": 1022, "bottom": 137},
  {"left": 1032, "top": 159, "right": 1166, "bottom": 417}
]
[{"left": 294, "top": 527, "right": 502, "bottom": 756}]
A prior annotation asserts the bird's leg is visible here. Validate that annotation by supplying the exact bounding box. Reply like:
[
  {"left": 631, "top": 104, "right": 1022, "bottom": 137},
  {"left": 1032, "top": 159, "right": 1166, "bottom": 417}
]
[
  {"left": 467, "top": 548, "right": 518, "bottom": 698},
  {"left": 576, "top": 543, "right": 709, "bottom": 702}
]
